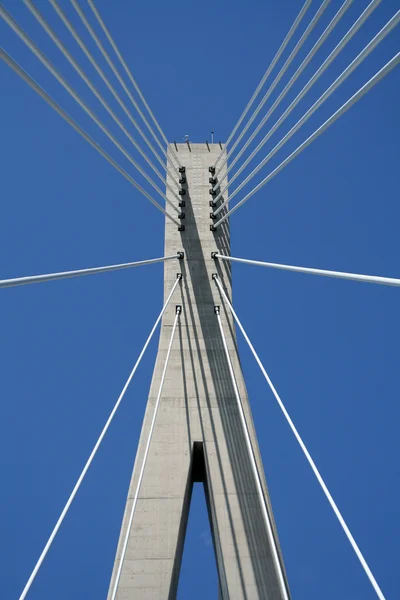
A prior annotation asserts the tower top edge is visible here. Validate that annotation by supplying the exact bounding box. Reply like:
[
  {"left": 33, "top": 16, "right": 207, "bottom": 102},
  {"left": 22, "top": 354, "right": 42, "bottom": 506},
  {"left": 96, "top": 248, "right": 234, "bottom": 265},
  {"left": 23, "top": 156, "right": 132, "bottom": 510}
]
[{"left": 168, "top": 142, "right": 226, "bottom": 149}]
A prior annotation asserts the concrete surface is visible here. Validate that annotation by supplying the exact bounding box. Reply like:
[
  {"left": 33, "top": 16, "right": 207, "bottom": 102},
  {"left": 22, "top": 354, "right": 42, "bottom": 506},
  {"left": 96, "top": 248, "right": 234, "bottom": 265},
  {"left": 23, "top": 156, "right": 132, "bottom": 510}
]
[{"left": 107, "top": 144, "right": 290, "bottom": 600}]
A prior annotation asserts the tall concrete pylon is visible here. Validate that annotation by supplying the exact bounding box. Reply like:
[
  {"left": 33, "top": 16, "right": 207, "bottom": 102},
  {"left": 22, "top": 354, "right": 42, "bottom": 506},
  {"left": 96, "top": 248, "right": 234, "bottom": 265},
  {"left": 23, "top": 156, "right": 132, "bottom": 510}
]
[{"left": 108, "top": 144, "right": 290, "bottom": 599}]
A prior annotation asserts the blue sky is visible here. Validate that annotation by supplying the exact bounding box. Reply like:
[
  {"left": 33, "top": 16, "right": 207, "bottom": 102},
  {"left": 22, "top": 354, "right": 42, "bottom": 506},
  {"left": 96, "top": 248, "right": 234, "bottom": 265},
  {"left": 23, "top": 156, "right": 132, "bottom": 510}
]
[{"left": 0, "top": 0, "right": 399, "bottom": 598}]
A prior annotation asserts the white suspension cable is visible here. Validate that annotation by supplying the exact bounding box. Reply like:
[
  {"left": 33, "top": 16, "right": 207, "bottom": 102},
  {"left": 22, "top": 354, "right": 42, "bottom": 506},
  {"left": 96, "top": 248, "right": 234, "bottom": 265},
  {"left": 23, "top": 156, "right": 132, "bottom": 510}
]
[
  {"left": 72, "top": 0, "right": 181, "bottom": 171},
  {"left": 213, "top": 254, "right": 400, "bottom": 288},
  {"left": 87, "top": 0, "right": 181, "bottom": 169},
  {"left": 215, "top": 0, "right": 331, "bottom": 180},
  {"left": 0, "top": 48, "right": 179, "bottom": 226},
  {"left": 213, "top": 0, "right": 312, "bottom": 169},
  {"left": 213, "top": 3, "right": 399, "bottom": 217},
  {"left": 213, "top": 51, "right": 400, "bottom": 228},
  {"left": 215, "top": 305, "right": 290, "bottom": 600},
  {"left": 110, "top": 305, "right": 181, "bottom": 600},
  {"left": 0, "top": 5, "right": 179, "bottom": 214},
  {"left": 24, "top": 0, "right": 180, "bottom": 200},
  {"left": 213, "top": 0, "right": 353, "bottom": 193},
  {"left": 0, "top": 254, "right": 181, "bottom": 289},
  {"left": 17, "top": 275, "right": 182, "bottom": 600},
  {"left": 48, "top": 0, "right": 179, "bottom": 189},
  {"left": 213, "top": 274, "right": 387, "bottom": 600}
]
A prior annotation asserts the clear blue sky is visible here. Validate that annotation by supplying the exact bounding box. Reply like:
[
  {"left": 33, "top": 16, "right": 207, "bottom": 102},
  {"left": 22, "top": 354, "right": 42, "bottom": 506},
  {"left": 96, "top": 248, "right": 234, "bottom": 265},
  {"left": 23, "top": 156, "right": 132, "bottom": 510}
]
[{"left": 1, "top": 1, "right": 399, "bottom": 598}]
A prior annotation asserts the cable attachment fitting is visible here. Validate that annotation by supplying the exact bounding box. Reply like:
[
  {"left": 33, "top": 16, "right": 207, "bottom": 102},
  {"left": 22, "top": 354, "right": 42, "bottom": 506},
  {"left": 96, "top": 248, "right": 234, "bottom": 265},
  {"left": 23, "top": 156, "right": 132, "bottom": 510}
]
[
  {"left": 209, "top": 177, "right": 217, "bottom": 185},
  {"left": 179, "top": 166, "right": 186, "bottom": 174},
  {"left": 209, "top": 200, "right": 216, "bottom": 208},
  {"left": 210, "top": 212, "right": 217, "bottom": 220},
  {"left": 176, "top": 273, "right": 183, "bottom": 280},
  {"left": 209, "top": 189, "right": 216, "bottom": 196},
  {"left": 179, "top": 200, "right": 185, "bottom": 207},
  {"left": 214, "top": 305, "right": 220, "bottom": 315},
  {"left": 179, "top": 176, "right": 186, "bottom": 185},
  {"left": 178, "top": 212, "right": 185, "bottom": 220},
  {"left": 210, "top": 224, "right": 216, "bottom": 232},
  {"left": 212, "top": 273, "right": 218, "bottom": 280},
  {"left": 209, "top": 166, "right": 216, "bottom": 175},
  {"left": 179, "top": 189, "right": 186, "bottom": 196},
  {"left": 177, "top": 251, "right": 184, "bottom": 260},
  {"left": 178, "top": 225, "right": 185, "bottom": 232},
  {"left": 176, "top": 305, "right": 182, "bottom": 314},
  {"left": 211, "top": 252, "right": 218, "bottom": 260}
]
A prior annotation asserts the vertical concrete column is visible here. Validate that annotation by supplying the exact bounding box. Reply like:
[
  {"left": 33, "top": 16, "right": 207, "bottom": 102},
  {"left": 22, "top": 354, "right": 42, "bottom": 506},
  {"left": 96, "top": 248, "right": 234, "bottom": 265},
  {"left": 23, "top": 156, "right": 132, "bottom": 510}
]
[{"left": 108, "top": 144, "right": 290, "bottom": 599}]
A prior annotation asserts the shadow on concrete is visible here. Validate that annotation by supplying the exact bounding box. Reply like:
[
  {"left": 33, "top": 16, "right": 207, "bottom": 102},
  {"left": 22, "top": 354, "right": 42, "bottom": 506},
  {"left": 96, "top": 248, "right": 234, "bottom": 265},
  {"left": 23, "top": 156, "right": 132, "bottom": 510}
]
[{"left": 168, "top": 177, "right": 289, "bottom": 599}]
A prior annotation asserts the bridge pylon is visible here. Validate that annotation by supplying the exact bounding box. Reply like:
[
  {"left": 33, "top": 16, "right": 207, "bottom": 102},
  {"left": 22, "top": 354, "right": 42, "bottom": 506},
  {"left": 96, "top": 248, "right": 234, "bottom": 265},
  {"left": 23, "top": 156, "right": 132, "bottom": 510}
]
[{"left": 108, "top": 143, "right": 290, "bottom": 600}]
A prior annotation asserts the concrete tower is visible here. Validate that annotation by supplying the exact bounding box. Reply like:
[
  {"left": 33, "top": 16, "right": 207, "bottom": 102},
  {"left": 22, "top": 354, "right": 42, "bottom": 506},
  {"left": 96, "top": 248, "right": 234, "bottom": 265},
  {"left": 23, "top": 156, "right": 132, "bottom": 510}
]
[{"left": 108, "top": 144, "right": 290, "bottom": 599}]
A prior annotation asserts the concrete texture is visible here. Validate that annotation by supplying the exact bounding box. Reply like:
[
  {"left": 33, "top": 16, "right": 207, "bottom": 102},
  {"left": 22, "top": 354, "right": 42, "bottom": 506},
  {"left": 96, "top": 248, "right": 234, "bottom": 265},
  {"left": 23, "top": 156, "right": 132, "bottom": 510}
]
[{"left": 108, "top": 144, "right": 290, "bottom": 599}]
